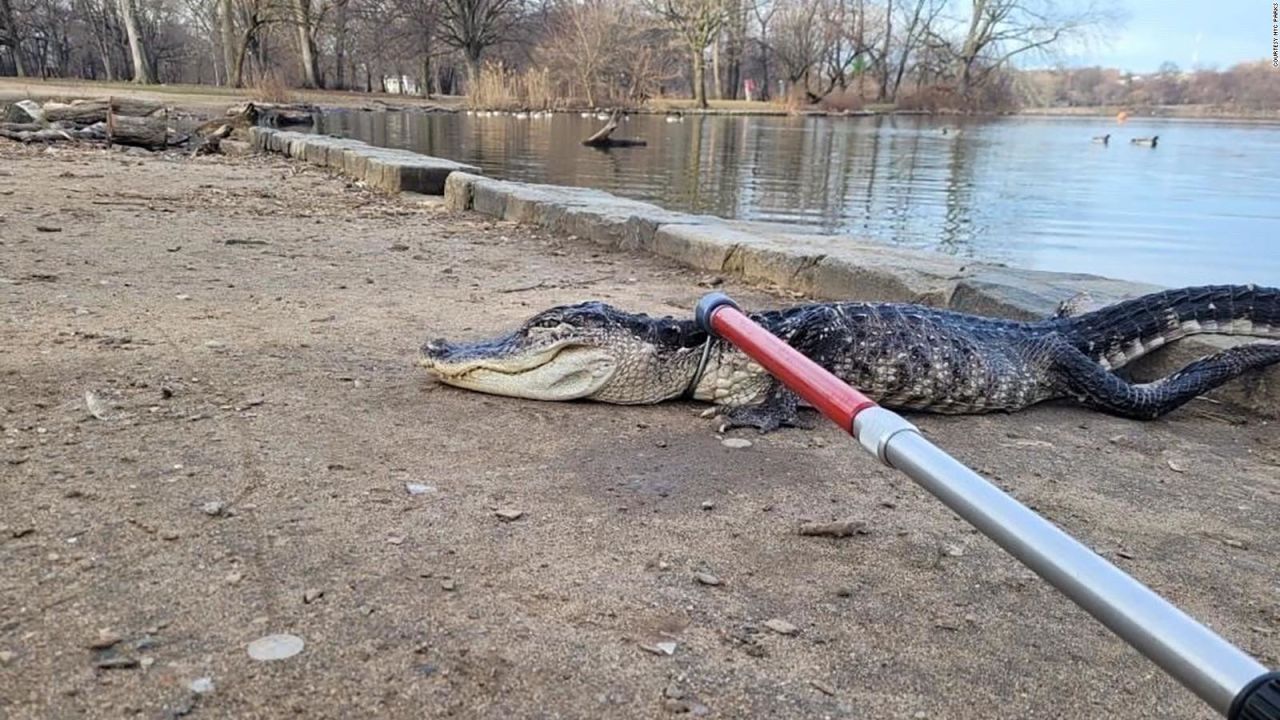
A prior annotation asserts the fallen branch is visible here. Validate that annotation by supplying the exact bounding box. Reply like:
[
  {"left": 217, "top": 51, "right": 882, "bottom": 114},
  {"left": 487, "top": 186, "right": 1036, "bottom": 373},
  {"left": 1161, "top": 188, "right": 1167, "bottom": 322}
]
[
  {"left": 1, "top": 116, "right": 172, "bottom": 150},
  {"left": 797, "top": 518, "right": 868, "bottom": 538},
  {"left": 44, "top": 98, "right": 165, "bottom": 127},
  {"left": 0, "top": 124, "right": 76, "bottom": 143},
  {"left": 100, "top": 113, "right": 170, "bottom": 150},
  {"left": 581, "top": 112, "right": 647, "bottom": 149},
  {"left": 234, "top": 102, "right": 317, "bottom": 127},
  {"left": 191, "top": 124, "right": 233, "bottom": 156}
]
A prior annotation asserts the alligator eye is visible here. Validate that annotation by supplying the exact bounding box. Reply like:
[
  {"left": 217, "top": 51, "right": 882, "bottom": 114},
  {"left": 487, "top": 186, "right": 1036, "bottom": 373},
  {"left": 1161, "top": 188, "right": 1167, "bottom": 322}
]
[
  {"left": 528, "top": 316, "right": 562, "bottom": 329},
  {"left": 658, "top": 325, "right": 681, "bottom": 344}
]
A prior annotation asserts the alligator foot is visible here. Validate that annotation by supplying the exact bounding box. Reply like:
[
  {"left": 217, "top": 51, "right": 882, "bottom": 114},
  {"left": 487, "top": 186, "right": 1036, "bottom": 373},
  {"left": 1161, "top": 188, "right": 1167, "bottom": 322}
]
[{"left": 715, "top": 388, "right": 814, "bottom": 433}]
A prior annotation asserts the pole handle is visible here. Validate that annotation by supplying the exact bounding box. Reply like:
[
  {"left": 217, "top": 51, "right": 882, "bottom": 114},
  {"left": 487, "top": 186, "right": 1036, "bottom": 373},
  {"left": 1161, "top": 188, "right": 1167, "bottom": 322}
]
[{"left": 1231, "top": 672, "right": 1280, "bottom": 720}]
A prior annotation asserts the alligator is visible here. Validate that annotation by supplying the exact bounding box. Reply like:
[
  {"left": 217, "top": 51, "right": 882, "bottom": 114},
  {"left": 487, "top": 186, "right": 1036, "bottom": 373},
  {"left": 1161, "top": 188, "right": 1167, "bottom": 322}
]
[{"left": 419, "top": 285, "right": 1280, "bottom": 431}]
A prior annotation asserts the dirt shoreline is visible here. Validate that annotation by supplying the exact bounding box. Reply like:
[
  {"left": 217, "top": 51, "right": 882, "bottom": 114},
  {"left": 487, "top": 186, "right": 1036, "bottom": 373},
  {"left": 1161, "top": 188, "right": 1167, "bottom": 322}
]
[
  {"left": 6, "top": 79, "right": 1277, "bottom": 124},
  {"left": 0, "top": 141, "right": 1277, "bottom": 719}
]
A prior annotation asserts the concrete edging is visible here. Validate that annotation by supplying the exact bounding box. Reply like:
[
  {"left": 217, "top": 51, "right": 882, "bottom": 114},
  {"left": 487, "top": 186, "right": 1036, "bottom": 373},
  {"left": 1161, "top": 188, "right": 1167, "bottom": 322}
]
[{"left": 249, "top": 126, "right": 479, "bottom": 195}]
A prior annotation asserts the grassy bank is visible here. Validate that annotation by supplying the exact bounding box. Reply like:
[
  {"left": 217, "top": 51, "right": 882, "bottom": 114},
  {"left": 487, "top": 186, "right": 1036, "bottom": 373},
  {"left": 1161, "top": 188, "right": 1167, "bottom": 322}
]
[
  {"left": 7, "top": 78, "right": 1279, "bottom": 123},
  {"left": 1019, "top": 104, "right": 1280, "bottom": 123}
]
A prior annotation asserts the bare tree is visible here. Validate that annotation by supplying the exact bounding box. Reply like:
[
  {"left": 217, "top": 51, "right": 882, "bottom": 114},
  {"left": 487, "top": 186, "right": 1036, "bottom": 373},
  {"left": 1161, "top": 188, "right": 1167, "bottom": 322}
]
[
  {"left": 0, "top": 0, "right": 26, "bottom": 75},
  {"left": 1147, "top": 60, "right": 1183, "bottom": 104},
  {"left": 219, "top": 0, "right": 236, "bottom": 82},
  {"left": 226, "top": 0, "right": 285, "bottom": 86},
  {"left": 332, "top": 0, "right": 349, "bottom": 85},
  {"left": 816, "top": 0, "right": 856, "bottom": 96},
  {"left": 0, "top": 0, "right": 1180, "bottom": 115},
  {"left": 750, "top": 0, "right": 778, "bottom": 99},
  {"left": 649, "top": 0, "right": 727, "bottom": 108},
  {"left": 542, "top": 0, "right": 615, "bottom": 107},
  {"left": 617, "top": 21, "right": 681, "bottom": 101},
  {"left": 437, "top": 0, "right": 519, "bottom": 82},
  {"left": 769, "top": 0, "right": 820, "bottom": 95},
  {"left": 178, "top": 0, "right": 221, "bottom": 84},
  {"left": 292, "top": 0, "right": 319, "bottom": 85},
  {"left": 75, "top": 0, "right": 122, "bottom": 80},
  {"left": 542, "top": 0, "right": 676, "bottom": 106},
  {"left": 389, "top": 0, "right": 438, "bottom": 95},
  {"left": 720, "top": 0, "right": 748, "bottom": 98},
  {"left": 883, "top": 0, "right": 941, "bottom": 100},
  {"left": 118, "top": 0, "right": 153, "bottom": 82},
  {"left": 953, "top": 0, "right": 1108, "bottom": 97},
  {"left": 873, "top": 0, "right": 891, "bottom": 98}
]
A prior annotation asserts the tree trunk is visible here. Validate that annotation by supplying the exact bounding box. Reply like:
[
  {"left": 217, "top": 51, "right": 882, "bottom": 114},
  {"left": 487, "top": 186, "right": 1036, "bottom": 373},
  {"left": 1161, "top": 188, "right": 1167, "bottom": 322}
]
[
  {"left": 0, "top": 0, "right": 27, "bottom": 76},
  {"left": 94, "top": 30, "right": 114, "bottom": 81},
  {"left": 117, "top": 0, "right": 152, "bottom": 83},
  {"left": 711, "top": 38, "right": 722, "bottom": 100},
  {"left": 1, "top": 115, "right": 169, "bottom": 149},
  {"left": 104, "top": 113, "right": 169, "bottom": 149},
  {"left": 890, "top": 0, "right": 923, "bottom": 100},
  {"left": 418, "top": 26, "right": 432, "bottom": 97},
  {"left": 43, "top": 98, "right": 164, "bottom": 126},
  {"left": 759, "top": 42, "right": 771, "bottom": 101},
  {"left": 723, "top": 0, "right": 744, "bottom": 100},
  {"left": 691, "top": 49, "right": 707, "bottom": 108},
  {"left": 334, "top": 1, "right": 348, "bottom": 89},
  {"left": 233, "top": 28, "right": 251, "bottom": 88},
  {"left": 877, "top": 0, "right": 892, "bottom": 100},
  {"left": 725, "top": 39, "right": 741, "bottom": 100},
  {"left": 220, "top": 0, "right": 236, "bottom": 86},
  {"left": 957, "top": 0, "right": 987, "bottom": 97},
  {"left": 292, "top": 0, "right": 320, "bottom": 88},
  {"left": 464, "top": 52, "right": 481, "bottom": 89}
]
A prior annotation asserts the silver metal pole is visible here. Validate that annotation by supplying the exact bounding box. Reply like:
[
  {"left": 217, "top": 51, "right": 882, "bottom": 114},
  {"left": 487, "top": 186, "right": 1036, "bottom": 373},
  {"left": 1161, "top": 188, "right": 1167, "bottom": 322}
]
[
  {"left": 854, "top": 406, "right": 1267, "bottom": 714},
  {"left": 696, "top": 293, "right": 1279, "bottom": 718}
]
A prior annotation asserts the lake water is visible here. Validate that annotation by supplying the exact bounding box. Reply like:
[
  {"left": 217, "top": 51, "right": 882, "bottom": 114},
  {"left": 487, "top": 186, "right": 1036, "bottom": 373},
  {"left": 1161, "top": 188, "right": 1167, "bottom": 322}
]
[{"left": 315, "top": 110, "right": 1280, "bottom": 288}]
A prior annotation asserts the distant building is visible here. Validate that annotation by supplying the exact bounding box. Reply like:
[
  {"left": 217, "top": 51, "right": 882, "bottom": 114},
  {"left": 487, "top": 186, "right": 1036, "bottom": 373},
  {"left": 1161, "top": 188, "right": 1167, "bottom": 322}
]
[{"left": 383, "top": 75, "right": 419, "bottom": 95}]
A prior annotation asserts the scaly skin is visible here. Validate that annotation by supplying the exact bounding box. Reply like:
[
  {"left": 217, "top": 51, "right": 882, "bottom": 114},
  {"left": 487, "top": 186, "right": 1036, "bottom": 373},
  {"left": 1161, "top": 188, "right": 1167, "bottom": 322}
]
[{"left": 420, "top": 285, "right": 1280, "bottom": 430}]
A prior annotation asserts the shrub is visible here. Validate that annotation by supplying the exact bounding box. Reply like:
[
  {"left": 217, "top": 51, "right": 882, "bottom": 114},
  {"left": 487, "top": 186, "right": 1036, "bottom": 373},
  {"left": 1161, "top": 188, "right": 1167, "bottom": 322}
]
[{"left": 251, "top": 70, "right": 295, "bottom": 104}]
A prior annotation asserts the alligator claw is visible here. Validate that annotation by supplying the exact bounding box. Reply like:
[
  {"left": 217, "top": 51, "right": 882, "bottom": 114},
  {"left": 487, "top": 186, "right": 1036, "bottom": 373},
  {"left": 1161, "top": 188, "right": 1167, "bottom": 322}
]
[{"left": 714, "top": 387, "right": 812, "bottom": 433}]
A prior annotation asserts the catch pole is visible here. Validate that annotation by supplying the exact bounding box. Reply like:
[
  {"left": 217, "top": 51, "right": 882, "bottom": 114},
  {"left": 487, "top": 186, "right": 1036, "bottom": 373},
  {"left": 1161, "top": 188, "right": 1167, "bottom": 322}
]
[{"left": 695, "top": 292, "right": 1279, "bottom": 719}]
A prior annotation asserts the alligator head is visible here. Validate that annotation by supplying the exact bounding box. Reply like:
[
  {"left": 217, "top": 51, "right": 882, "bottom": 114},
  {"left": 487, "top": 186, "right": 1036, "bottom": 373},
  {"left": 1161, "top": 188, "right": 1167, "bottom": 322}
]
[{"left": 419, "top": 302, "right": 709, "bottom": 404}]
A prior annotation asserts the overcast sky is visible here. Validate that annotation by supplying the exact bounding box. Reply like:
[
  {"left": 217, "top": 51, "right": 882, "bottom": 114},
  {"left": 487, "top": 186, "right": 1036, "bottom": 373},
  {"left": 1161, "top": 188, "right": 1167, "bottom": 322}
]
[{"left": 1059, "top": 0, "right": 1269, "bottom": 72}]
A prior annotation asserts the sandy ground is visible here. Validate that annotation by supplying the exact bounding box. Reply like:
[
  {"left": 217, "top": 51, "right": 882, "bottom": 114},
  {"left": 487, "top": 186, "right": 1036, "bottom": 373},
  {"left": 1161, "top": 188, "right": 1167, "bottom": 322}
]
[{"left": 1, "top": 141, "right": 1278, "bottom": 720}]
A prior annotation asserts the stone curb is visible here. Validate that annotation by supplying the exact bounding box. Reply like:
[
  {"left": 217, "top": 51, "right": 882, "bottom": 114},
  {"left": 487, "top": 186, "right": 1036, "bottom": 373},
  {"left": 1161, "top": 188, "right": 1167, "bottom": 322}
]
[
  {"left": 441, "top": 170, "right": 1277, "bottom": 417},
  {"left": 248, "top": 126, "right": 479, "bottom": 195}
]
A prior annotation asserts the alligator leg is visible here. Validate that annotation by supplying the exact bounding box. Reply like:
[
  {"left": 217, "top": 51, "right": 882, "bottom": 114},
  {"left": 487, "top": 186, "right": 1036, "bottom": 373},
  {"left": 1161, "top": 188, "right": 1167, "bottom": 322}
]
[
  {"left": 716, "top": 385, "right": 814, "bottom": 432},
  {"left": 1052, "top": 291, "right": 1102, "bottom": 318},
  {"left": 1048, "top": 336, "right": 1280, "bottom": 419}
]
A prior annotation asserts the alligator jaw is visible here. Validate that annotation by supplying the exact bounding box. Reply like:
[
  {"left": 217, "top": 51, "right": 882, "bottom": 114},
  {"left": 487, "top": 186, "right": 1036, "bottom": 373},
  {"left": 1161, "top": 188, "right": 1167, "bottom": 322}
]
[{"left": 420, "top": 342, "right": 619, "bottom": 401}]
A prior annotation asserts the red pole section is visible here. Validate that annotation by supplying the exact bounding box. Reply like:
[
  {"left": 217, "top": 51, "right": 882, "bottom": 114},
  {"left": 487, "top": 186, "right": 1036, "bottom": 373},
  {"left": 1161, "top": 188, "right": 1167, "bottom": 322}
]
[{"left": 699, "top": 296, "right": 877, "bottom": 433}]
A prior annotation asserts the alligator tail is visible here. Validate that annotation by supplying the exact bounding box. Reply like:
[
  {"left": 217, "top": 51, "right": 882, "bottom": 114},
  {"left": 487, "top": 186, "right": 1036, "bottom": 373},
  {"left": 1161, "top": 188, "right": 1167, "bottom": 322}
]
[{"left": 1060, "top": 284, "right": 1280, "bottom": 369}]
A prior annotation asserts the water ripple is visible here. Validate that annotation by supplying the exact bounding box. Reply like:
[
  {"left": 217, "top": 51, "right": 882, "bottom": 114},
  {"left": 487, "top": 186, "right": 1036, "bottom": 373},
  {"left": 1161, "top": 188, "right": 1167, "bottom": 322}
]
[{"left": 317, "top": 112, "right": 1280, "bottom": 288}]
